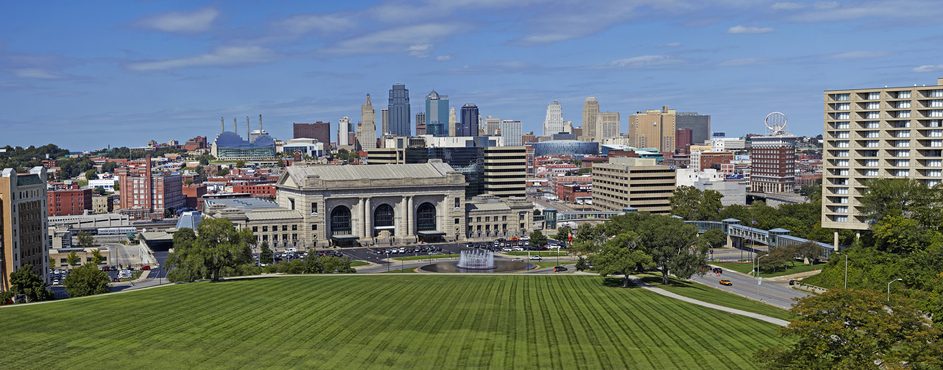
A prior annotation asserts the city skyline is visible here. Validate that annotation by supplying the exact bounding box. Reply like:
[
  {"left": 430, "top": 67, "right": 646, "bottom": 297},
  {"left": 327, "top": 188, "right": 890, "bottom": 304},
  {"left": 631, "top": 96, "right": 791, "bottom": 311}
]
[{"left": 2, "top": 1, "right": 943, "bottom": 150}]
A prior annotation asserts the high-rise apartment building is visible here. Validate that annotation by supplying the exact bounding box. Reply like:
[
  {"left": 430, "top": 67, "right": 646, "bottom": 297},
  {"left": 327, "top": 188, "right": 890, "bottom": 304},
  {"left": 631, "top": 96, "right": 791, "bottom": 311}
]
[
  {"left": 338, "top": 117, "right": 350, "bottom": 146},
  {"left": 543, "top": 100, "right": 564, "bottom": 136},
  {"left": 483, "top": 147, "right": 527, "bottom": 198},
  {"left": 596, "top": 112, "right": 620, "bottom": 141},
  {"left": 591, "top": 157, "right": 676, "bottom": 214},
  {"left": 360, "top": 94, "right": 377, "bottom": 150},
  {"left": 381, "top": 109, "right": 389, "bottom": 136},
  {"left": 629, "top": 106, "right": 676, "bottom": 152},
  {"left": 460, "top": 104, "right": 480, "bottom": 137},
  {"left": 582, "top": 98, "right": 599, "bottom": 141},
  {"left": 293, "top": 122, "right": 331, "bottom": 147},
  {"left": 822, "top": 78, "right": 943, "bottom": 232},
  {"left": 388, "top": 83, "right": 411, "bottom": 137},
  {"left": 750, "top": 135, "right": 796, "bottom": 193},
  {"left": 1, "top": 167, "right": 49, "bottom": 291},
  {"left": 425, "top": 90, "right": 449, "bottom": 137},
  {"left": 485, "top": 116, "right": 501, "bottom": 135},
  {"left": 677, "top": 112, "right": 711, "bottom": 146},
  {"left": 500, "top": 120, "right": 523, "bottom": 146}
]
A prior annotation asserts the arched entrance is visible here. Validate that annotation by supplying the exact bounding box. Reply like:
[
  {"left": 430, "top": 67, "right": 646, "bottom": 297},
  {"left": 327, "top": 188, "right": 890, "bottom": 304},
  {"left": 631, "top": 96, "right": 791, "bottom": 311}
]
[
  {"left": 416, "top": 202, "right": 444, "bottom": 243},
  {"left": 330, "top": 206, "right": 355, "bottom": 247},
  {"left": 373, "top": 204, "right": 395, "bottom": 237}
]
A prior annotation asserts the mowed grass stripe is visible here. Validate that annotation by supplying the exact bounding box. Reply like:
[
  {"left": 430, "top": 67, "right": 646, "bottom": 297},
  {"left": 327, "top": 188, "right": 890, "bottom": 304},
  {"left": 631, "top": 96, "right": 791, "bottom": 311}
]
[{"left": 0, "top": 275, "right": 786, "bottom": 369}]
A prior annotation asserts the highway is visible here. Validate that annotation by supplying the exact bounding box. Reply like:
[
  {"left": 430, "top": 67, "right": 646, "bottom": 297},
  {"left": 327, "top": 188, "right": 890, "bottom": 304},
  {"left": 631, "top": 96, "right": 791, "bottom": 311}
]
[{"left": 693, "top": 264, "right": 810, "bottom": 310}]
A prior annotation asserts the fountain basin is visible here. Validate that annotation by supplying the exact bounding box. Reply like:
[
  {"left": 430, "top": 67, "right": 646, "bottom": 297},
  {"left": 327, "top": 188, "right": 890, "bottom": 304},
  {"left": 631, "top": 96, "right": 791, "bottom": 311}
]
[{"left": 419, "top": 260, "right": 534, "bottom": 273}]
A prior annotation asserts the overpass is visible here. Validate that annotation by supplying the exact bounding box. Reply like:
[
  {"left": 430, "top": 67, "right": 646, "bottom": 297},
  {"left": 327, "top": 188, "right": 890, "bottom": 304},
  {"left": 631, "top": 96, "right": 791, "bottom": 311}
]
[
  {"left": 682, "top": 218, "right": 834, "bottom": 258},
  {"left": 542, "top": 207, "right": 638, "bottom": 229}
]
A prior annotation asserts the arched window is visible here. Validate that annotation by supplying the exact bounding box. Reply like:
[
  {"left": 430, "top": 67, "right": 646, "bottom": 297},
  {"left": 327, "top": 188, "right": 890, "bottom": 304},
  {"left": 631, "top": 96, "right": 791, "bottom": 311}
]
[
  {"left": 374, "top": 204, "right": 395, "bottom": 235},
  {"left": 330, "top": 206, "right": 351, "bottom": 236},
  {"left": 417, "top": 203, "right": 436, "bottom": 231}
]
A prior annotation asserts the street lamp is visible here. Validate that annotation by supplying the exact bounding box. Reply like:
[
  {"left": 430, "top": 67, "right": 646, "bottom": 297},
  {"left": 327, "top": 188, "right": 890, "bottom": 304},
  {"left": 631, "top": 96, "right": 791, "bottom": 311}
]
[
  {"left": 755, "top": 254, "right": 768, "bottom": 300},
  {"left": 887, "top": 278, "right": 903, "bottom": 302},
  {"left": 834, "top": 250, "right": 848, "bottom": 289}
]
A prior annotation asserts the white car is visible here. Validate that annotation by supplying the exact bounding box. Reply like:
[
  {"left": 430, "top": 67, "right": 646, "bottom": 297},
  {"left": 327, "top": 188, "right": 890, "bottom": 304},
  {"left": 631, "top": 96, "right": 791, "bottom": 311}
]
[
  {"left": 512, "top": 247, "right": 524, "bottom": 251},
  {"left": 529, "top": 255, "right": 542, "bottom": 260},
  {"left": 547, "top": 245, "right": 562, "bottom": 249}
]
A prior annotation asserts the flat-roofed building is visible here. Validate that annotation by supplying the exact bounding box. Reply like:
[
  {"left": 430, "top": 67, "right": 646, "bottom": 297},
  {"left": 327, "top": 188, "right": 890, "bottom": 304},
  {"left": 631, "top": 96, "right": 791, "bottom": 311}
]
[
  {"left": 47, "top": 187, "right": 92, "bottom": 216},
  {"left": 591, "top": 157, "right": 676, "bottom": 214},
  {"left": 1, "top": 167, "right": 50, "bottom": 291},
  {"left": 464, "top": 195, "right": 534, "bottom": 240}
]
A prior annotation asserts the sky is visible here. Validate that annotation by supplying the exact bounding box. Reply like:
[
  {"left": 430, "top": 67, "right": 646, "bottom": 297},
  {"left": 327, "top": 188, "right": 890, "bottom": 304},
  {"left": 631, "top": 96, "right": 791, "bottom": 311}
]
[{"left": 2, "top": 0, "right": 943, "bottom": 152}]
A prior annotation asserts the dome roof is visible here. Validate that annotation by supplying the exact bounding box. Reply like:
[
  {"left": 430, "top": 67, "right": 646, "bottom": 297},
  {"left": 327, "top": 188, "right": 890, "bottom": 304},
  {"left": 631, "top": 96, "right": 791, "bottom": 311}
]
[
  {"left": 252, "top": 133, "right": 275, "bottom": 147},
  {"left": 214, "top": 131, "right": 249, "bottom": 148}
]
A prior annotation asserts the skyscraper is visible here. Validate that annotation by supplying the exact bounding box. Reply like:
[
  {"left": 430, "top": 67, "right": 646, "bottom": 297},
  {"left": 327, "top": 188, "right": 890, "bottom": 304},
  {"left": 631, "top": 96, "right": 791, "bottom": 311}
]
[
  {"left": 381, "top": 109, "right": 389, "bottom": 136},
  {"left": 595, "top": 112, "right": 620, "bottom": 141},
  {"left": 388, "top": 83, "right": 411, "bottom": 137},
  {"left": 449, "top": 107, "right": 457, "bottom": 137},
  {"left": 338, "top": 116, "right": 350, "bottom": 146},
  {"left": 485, "top": 116, "right": 501, "bottom": 135},
  {"left": 543, "top": 100, "right": 564, "bottom": 136},
  {"left": 500, "top": 120, "right": 523, "bottom": 146},
  {"left": 360, "top": 94, "right": 376, "bottom": 150},
  {"left": 676, "top": 112, "right": 711, "bottom": 146},
  {"left": 415, "top": 112, "right": 426, "bottom": 135},
  {"left": 425, "top": 90, "right": 449, "bottom": 137},
  {"left": 582, "top": 97, "right": 599, "bottom": 141},
  {"left": 629, "top": 106, "right": 676, "bottom": 152},
  {"left": 460, "top": 103, "right": 480, "bottom": 137}
]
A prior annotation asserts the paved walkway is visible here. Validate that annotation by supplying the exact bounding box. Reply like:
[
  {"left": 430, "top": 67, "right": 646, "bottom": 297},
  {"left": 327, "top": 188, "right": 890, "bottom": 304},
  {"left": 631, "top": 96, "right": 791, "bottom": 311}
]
[{"left": 627, "top": 275, "right": 789, "bottom": 327}]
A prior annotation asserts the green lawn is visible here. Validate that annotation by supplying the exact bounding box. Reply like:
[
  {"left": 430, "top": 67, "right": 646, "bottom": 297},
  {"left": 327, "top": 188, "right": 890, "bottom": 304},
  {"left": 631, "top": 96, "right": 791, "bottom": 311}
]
[
  {"left": 350, "top": 260, "right": 369, "bottom": 267},
  {"left": 391, "top": 254, "right": 456, "bottom": 261},
  {"left": 634, "top": 273, "right": 792, "bottom": 321},
  {"left": 712, "top": 261, "right": 821, "bottom": 278},
  {"left": 0, "top": 276, "right": 786, "bottom": 369}
]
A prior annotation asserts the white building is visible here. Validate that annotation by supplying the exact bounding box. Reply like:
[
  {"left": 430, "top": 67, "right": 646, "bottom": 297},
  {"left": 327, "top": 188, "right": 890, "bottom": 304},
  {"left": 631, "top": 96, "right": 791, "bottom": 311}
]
[
  {"left": 500, "top": 120, "right": 522, "bottom": 146},
  {"left": 281, "top": 138, "right": 324, "bottom": 158},
  {"left": 88, "top": 179, "right": 117, "bottom": 192},
  {"left": 543, "top": 100, "right": 563, "bottom": 136},
  {"left": 338, "top": 116, "right": 350, "bottom": 146},
  {"left": 596, "top": 112, "right": 620, "bottom": 141}
]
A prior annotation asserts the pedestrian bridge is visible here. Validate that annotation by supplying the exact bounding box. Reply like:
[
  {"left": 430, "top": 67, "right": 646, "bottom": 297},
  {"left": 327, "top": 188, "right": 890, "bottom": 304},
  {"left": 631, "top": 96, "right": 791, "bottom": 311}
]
[
  {"left": 542, "top": 208, "right": 637, "bottom": 229},
  {"left": 681, "top": 218, "right": 834, "bottom": 258}
]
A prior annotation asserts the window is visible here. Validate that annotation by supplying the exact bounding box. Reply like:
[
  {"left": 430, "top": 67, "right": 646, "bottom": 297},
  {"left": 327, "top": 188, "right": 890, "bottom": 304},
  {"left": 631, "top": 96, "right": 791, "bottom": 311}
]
[
  {"left": 865, "top": 122, "right": 879, "bottom": 129},
  {"left": 311, "top": 202, "right": 317, "bottom": 214},
  {"left": 485, "top": 217, "right": 490, "bottom": 222},
  {"left": 897, "top": 101, "right": 911, "bottom": 109},
  {"left": 330, "top": 206, "right": 351, "bottom": 236},
  {"left": 502, "top": 216, "right": 507, "bottom": 221},
  {"left": 930, "top": 90, "right": 943, "bottom": 98},
  {"left": 895, "top": 169, "right": 910, "bottom": 177},
  {"left": 282, "top": 225, "right": 288, "bottom": 231},
  {"left": 866, "top": 102, "right": 880, "bottom": 110},
  {"left": 417, "top": 203, "right": 437, "bottom": 231},
  {"left": 262, "top": 235, "right": 268, "bottom": 241},
  {"left": 289, "top": 198, "right": 295, "bottom": 210},
  {"left": 868, "top": 92, "right": 880, "bottom": 100},
  {"left": 476, "top": 217, "right": 481, "bottom": 222},
  {"left": 898, "top": 91, "right": 911, "bottom": 99},
  {"left": 273, "top": 235, "right": 278, "bottom": 241},
  {"left": 252, "top": 226, "right": 258, "bottom": 232},
  {"left": 865, "top": 140, "right": 879, "bottom": 148},
  {"left": 467, "top": 217, "right": 473, "bottom": 224},
  {"left": 835, "top": 112, "right": 850, "bottom": 120},
  {"left": 835, "top": 103, "right": 849, "bottom": 110},
  {"left": 454, "top": 197, "right": 460, "bottom": 208},
  {"left": 927, "top": 169, "right": 942, "bottom": 177},
  {"left": 930, "top": 110, "right": 943, "bottom": 118},
  {"left": 292, "top": 225, "right": 297, "bottom": 231},
  {"left": 835, "top": 131, "right": 849, "bottom": 138},
  {"left": 866, "top": 112, "right": 880, "bottom": 119},
  {"left": 292, "top": 234, "right": 297, "bottom": 240},
  {"left": 262, "top": 226, "right": 268, "bottom": 232},
  {"left": 835, "top": 93, "right": 849, "bottom": 101},
  {"left": 864, "top": 169, "right": 879, "bottom": 176},
  {"left": 834, "top": 169, "right": 848, "bottom": 176},
  {"left": 374, "top": 204, "right": 395, "bottom": 235},
  {"left": 835, "top": 122, "right": 849, "bottom": 129},
  {"left": 929, "top": 100, "right": 943, "bottom": 108},
  {"left": 834, "top": 216, "right": 848, "bottom": 223}
]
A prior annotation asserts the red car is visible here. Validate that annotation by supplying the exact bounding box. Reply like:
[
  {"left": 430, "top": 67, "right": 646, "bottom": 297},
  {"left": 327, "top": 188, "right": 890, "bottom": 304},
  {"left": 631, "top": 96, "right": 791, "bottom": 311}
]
[
  {"left": 101, "top": 266, "right": 110, "bottom": 271},
  {"left": 141, "top": 265, "right": 151, "bottom": 270}
]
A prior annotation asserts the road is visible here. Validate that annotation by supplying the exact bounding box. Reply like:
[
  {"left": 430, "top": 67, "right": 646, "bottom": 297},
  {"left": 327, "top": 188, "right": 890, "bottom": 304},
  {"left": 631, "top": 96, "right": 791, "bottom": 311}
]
[{"left": 694, "top": 264, "right": 810, "bottom": 310}]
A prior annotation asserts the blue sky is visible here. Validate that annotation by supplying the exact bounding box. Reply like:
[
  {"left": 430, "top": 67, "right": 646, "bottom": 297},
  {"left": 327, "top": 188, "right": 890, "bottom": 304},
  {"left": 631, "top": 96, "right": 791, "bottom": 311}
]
[{"left": 2, "top": 0, "right": 942, "bottom": 151}]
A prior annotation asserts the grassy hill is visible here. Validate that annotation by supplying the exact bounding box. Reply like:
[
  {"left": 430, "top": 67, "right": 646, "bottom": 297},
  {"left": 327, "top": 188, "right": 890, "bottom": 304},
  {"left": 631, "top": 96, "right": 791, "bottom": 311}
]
[{"left": 1, "top": 275, "right": 786, "bottom": 369}]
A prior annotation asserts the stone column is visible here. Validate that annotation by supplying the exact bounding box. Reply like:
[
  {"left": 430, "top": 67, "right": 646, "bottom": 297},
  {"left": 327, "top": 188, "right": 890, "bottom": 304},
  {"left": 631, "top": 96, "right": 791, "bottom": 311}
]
[
  {"left": 399, "top": 197, "right": 407, "bottom": 237},
  {"left": 364, "top": 197, "right": 372, "bottom": 239},
  {"left": 355, "top": 198, "right": 364, "bottom": 238},
  {"left": 407, "top": 196, "right": 414, "bottom": 236}
]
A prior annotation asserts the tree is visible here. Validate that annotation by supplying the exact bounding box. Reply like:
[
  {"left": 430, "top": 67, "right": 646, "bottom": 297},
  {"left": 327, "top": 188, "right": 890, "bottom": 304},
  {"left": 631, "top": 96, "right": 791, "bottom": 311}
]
[
  {"left": 163, "top": 208, "right": 176, "bottom": 219},
  {"left": 199, "top": 156, "right": 210, "bottom": 165},
  {"left": 529, "top": 230, "right": 548, "bottom": 248},
  {"left": 191, "top": 218, "right": 253, "bottom": 282},
  {"left": 859, "top": 178, "right": 941, "bottom": 230},
  {"left": 697, "top": 189, "right": 724, "bottom": 221},
  {"left": 84, "top": 169, "right": 97, "bottom": 181},
  {"left": 348, "top": 152, "right": 359, "bottom": 162},
  {"left": 9, "top": 265, "right": 52, "bottom": 303},
  {"left": 533, "top": 209, "right": 542, "bottom": 216},
  {"left": 576, "top": 167, "right": 592, "bottom": 175},
  {"left": 216, "top": 168, "right": 230, "bottom": 176},
  {"left": 63, "top": 263, "right": 111, "bottom": 297},
  {"left": 96, "top": 187, "right": 106, "bottom": 196},
  {"left": 575, "top": 223, "right": 595, "bottom": 243},
  {"left": 235, "top": 160, "right": 245, "bottom": 168},
  {"left": 700, "top": 228, "right": 725, "bottom": 251},
  {"left": 90, "top": 249, "right": 105, "bottom": 265},
  {"left": 277, "top": 158, "right": 285, "bottom": 167},
  {"left": 76, "top": 232, "right": 94, "bottom": 249},
  {"left": 636, "top": 215, "right": 706, "bottom": 285},
  {"left": 555, "top": 225, "right": 572, "bottom": 242},
  {"left": 259, "top": 241, "right": 273, "bottom": 265},
  {"left": 101, "top": 161, "right": 118, "bottom": 174},
  {"left": 669, "top": 186, "right": 701, "bottom": 220},
  {"left": 66, "top": 250, "right": 80, "bottom": 268},
  {"left": 184, "top": 179, "right": 194, "bottom": 185},
  {"left": 593, "top": 232, "right": 654, "bottom": 287},
  {"left": 165, "top": 228, "right": 205, "bottom": 283},
  {"left": 754, "top": 289, "right": 943, "bottom": 369}
]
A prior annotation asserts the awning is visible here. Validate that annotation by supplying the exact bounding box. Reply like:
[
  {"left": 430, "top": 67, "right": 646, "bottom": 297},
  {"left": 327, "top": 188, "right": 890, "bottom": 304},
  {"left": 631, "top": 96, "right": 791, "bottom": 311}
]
[
  {"left": 417, "top": 230, "right": 446, "bottom": 236},
  {"left": 330, "top": 234, "right": 359, "bottom": 241}
]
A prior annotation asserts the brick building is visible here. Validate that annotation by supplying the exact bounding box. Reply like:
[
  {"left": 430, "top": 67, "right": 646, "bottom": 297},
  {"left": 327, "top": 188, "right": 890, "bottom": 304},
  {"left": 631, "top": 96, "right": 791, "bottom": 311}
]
[
  {"left": 183, "top": 136, "right": 208, "bottom": 151},
  {"left": 115, "top": 155, "right": 186, "bottom": 214},
  {"left": 1, "top": 167, "right": 50, "bottom": 290},
  {"left": 691, "top": 151, "right": 733, "bottom": 172},
  {"left": 293, "top": 122, "right": 331, "bottom": 148},
  {"left": 182, "top": 183, "right": 208, "bottom": 211},
  {"left": 47, "top": 187, "right": 93, "bottom": 216},
  {"left": 231, "top": 183, "right": 276, "bottom": 200},
  {"left": 676, "top": 128, "right": 693, "bottom": 154}
]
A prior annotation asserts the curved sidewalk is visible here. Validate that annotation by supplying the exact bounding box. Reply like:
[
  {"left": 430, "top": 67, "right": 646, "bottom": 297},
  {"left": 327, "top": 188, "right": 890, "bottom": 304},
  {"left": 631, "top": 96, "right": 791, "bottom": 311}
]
[{"left": 627, "top": 275, "right": 790, "bottom": 327}]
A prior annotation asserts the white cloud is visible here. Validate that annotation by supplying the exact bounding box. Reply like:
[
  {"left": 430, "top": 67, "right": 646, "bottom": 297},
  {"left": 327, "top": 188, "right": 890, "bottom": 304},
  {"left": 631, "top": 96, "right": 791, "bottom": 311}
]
[
  {"left": 276, "top": 13, "right": 356, "bottom": 35},
  {"left": 785, "top": 0, "right": 942, "bottom": 23},
  {"left": 126, "top": 46, "right": 276, "bottom": 71},
  {"left": 664, "top": 42, "right": 682, "bottom": 47},
  {"left": 436, "top": 55, "right": 454, "bottom": 61},
  {"left": 716, "top": 58, "right": 767, "bottom": 67},
  {"left": 727, "top": 25, "right": 774, "bottom": 34},
  {"left": 913, "top": 64, "right": 943, "bottom": 72},
  {"left": 771, "top": 2, "right": 807, "bottom": 10},
  {"left": 11, "top": 68, "right": 61, "bottom": 79},
  {"left": 135, "top": 6, "right": 218, "bottom": 34},
  {"left": 322, "top": 23, "right": 464, "bottom": 57},
  {"left": 592, "top": 55, "right": 680, "bottom": 69},
  {"left": 827, "top": 51, "right": 889, "bottom": 59},
  {"left": 408, "top": 44, "right": 432, "bottom": 58}
]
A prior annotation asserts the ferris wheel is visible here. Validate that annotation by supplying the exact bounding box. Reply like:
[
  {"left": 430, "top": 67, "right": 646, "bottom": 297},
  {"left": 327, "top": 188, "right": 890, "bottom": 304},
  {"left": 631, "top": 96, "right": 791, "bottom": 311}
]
[{"left": 765, "top": 112, "right": 788, "bottom": 135}]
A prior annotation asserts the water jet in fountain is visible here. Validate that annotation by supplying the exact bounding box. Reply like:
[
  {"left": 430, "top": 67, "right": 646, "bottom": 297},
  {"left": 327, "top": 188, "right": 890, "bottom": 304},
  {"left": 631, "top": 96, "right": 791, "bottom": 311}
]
[{"left": 457, "top": 249, "right": 496, "bottom": 269}]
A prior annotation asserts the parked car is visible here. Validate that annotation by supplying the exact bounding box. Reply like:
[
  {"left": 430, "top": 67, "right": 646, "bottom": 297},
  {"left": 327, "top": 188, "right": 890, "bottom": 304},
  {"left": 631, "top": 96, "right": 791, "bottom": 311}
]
[
  {"left": 141, "top": 265, "right": 151, "bottom": 270},
  {"left": 101, "top": 266, "right": 110, "bottom": 271},
  {"left": 719, "top": 279, "right": 733, "bottom": 286},
  {"left": 553, "top": 265, "right": 568, "bottom": 272},
  {"left": 529, "top": 255, "right": 542, "bottom": 260},
  {"left": 712, "top": 268, "right": 722, "bottom": 274}
]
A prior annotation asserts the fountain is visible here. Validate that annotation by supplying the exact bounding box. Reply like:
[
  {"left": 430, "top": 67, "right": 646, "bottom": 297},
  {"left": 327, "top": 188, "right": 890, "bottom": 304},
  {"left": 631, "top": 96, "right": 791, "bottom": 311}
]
[{"left": 457, "top": 249, "right": 496, "bottom": 269}]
